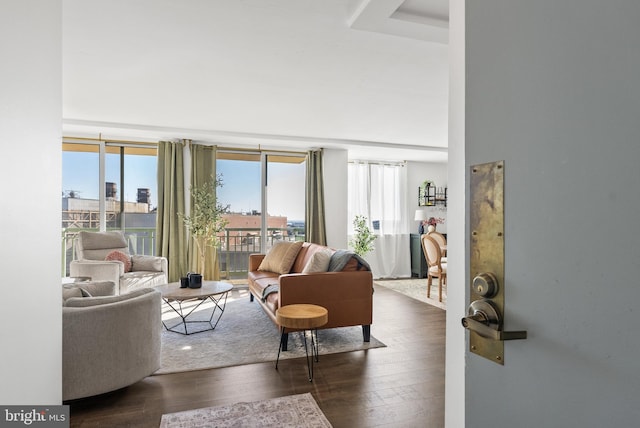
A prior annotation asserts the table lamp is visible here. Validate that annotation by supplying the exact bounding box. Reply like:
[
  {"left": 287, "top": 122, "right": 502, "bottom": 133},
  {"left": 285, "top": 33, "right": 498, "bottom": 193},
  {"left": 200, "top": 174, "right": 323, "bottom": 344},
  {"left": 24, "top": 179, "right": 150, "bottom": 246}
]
[{"left": 414, "top": 209, "right": 428, "bottom": 234}]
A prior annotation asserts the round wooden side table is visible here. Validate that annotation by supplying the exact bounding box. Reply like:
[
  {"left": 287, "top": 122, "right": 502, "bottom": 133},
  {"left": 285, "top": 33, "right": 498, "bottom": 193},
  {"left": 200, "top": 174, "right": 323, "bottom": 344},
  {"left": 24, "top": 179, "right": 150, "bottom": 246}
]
[{"left": 275, "top": 304, "right": 328, "bottom": 382}]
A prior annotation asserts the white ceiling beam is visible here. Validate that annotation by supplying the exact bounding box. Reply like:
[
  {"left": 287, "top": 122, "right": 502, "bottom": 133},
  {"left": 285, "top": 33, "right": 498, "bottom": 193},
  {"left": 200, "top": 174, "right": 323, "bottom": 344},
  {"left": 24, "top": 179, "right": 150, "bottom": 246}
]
[{"left": 349, "top": 0, "right": 448, "bottom": 44}]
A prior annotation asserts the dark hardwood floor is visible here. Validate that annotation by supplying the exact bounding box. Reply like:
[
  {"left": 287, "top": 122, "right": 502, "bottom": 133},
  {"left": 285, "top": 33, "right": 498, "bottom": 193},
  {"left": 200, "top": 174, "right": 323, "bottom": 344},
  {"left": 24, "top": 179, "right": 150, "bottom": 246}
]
[{"left": 67, "top": 283, "right": 446, "bottom": 427}]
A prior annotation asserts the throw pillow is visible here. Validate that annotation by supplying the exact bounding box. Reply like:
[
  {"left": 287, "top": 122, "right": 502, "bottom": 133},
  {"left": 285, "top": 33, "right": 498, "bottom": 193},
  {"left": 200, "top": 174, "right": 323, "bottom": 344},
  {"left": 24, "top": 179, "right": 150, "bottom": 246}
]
[
  {"left": 105, "top": 250, "right": 132, "bottom": 272},
  {"left": 77, "top": 281, "right": 116, "bottom": 297},
  {"left": 131, "top": 255, "right": 163, "bottom": 272},
  {"left": 302, "top": 248, "right": 332, "bottom": 273},
  {"left": 64, "top": 288, "right": 153, "bottom": 308},
  {"left": 62, "top": 286, "right": 83, "bottom": 303},
  {"left": 258, "top": 240, "right": 304, "bottom": 274}
]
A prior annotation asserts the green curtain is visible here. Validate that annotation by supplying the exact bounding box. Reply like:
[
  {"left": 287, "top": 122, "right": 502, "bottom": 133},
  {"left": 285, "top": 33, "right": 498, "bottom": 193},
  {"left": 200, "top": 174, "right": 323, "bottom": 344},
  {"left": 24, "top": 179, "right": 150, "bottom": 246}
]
[
  {"left": 305, "top": 149, "right": 327, "bottom": 245},
  {"left": 189, "top": 144, "right": 221, "bottom": 280},
  {"left": 156, "top": 140, "right": 187, "bottom": 282}
]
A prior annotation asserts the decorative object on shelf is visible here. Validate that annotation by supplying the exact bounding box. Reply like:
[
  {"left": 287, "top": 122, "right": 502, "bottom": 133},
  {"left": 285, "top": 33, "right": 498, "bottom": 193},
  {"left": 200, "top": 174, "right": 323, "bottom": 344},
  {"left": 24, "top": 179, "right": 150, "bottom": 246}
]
[{"left": 349, "top": 215, "right": 377, "bottom": 257}]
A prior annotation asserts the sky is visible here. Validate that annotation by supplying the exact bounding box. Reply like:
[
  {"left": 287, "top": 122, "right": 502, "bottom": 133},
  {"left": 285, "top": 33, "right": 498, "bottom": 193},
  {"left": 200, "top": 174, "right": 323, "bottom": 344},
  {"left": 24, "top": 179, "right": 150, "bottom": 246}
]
[{"left": 62, "top": 152, "right": 305, "bottom": 221}]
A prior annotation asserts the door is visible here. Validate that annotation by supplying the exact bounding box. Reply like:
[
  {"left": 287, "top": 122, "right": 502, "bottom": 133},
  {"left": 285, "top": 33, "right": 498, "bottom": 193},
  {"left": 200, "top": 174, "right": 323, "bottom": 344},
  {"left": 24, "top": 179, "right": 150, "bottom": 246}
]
[{"left": 450, "top": 1, "right": 640, "bottom": 427}]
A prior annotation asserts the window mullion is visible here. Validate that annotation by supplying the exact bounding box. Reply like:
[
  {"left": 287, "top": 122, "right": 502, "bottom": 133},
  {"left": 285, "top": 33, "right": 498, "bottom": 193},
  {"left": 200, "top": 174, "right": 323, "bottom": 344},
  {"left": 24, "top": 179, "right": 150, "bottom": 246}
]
[{"left": 99, "top": 141, "right": 106, "bottom": 231}]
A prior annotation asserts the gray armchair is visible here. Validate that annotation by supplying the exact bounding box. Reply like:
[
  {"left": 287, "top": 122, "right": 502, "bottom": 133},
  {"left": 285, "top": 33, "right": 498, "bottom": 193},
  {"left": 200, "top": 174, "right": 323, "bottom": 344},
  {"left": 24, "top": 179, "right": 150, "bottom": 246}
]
[
  {"left": 70, "top": 230, "right": 168, "bottom": 294},
  {"left": 63, "top": 284, "right": 162, "bottom": 401}
]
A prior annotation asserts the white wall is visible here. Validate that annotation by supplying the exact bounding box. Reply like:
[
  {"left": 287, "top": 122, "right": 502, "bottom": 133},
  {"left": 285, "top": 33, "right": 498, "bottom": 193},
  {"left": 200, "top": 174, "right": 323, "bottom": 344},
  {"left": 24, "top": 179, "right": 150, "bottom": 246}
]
[
  {"left": 463, "top": 1, "right": 640, "bottom": 427},
  {"left": 445, "top": 0, "right": 465, "bottom": 426},
  {"left": 406, "top": 161, "right": 448, "bottom": 234},
  {"left": 323, "top": 149, "right": 348, "bottom": 249},
  {"left": 0, "top": 1, "right": 62, "bottom": 404}
]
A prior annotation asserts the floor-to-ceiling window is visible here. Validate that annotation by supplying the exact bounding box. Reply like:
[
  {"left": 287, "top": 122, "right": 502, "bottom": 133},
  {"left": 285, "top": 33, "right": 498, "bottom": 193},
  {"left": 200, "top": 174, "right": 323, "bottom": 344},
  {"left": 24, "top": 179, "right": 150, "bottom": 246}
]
[
  {"left": 216, "top": 149, "right": 306, "bottom": 277},
  {"left": 348, "top": 160, "right": 410, "bottom": 278},
  {"left": 61, "top": 139, "right": 158, "bottom": 275},
  {"left": 266, "top": 153, "right": 306, "bottom": 244},
  {"left": 105, "top": 144, "right": 158, "bottom": 255},
  {"left": 216, "top": 152, "right": 262, "bottom": 277},
  {"left": 62, "top": 143, "right": 304, "bottom": 278}
]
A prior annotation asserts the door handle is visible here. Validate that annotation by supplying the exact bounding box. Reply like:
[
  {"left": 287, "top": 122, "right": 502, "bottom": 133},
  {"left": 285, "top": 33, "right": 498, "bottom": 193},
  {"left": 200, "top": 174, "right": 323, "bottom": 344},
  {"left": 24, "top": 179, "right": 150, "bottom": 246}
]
[{"left": 461, "top": 299, "right": 527, "bottom": 341}]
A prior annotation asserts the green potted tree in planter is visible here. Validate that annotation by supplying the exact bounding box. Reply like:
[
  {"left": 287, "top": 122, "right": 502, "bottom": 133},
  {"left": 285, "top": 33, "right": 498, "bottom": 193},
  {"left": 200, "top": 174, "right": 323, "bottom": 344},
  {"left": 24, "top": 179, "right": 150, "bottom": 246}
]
[
  {"left": 349, "top": 215, "right": 377, "bottom": 257},
  {"left": 179, "top": 174, "right": 229, "bottom": 278}
]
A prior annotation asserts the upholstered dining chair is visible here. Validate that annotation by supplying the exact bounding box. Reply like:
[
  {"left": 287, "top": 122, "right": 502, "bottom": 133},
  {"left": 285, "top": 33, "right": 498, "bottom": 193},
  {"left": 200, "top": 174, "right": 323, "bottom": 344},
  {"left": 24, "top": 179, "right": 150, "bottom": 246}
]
[
  {"left": 421, "top": 234, "right": 447, "bottom": 302},
  {"left": 427, "top": 230, "right": 447, "bottom": 262}
]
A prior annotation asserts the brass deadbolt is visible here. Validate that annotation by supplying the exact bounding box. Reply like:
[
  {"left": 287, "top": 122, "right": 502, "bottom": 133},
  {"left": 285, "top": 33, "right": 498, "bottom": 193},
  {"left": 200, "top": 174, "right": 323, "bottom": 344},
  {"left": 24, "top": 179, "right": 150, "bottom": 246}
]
[{"left": 473, "top": 272, "right": 498, "bottom": 298}]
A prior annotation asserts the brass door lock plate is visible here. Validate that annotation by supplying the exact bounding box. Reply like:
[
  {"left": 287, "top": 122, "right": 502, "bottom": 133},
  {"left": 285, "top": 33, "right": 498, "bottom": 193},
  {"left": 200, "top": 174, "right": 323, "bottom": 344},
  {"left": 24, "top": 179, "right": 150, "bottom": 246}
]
[{"left": 464, "top": 160, "right": 527, "bottom": 365}]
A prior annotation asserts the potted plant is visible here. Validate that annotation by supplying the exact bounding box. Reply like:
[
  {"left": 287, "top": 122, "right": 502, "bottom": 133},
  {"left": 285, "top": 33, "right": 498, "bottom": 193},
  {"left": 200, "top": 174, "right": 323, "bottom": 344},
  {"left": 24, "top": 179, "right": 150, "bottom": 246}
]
[
  {"left": 179, "top": 174, "right": 229, "bottom": 277},
  {"left": 349, "top": 215, "right": 377, "bottom": 257}
]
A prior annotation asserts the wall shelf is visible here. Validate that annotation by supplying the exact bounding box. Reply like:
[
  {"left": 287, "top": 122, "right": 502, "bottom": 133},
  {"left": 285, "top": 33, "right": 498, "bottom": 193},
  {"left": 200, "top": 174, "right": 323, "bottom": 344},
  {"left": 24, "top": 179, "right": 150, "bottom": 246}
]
[{"left": 418, "top": 185, "right": 447, "bottom": 207}]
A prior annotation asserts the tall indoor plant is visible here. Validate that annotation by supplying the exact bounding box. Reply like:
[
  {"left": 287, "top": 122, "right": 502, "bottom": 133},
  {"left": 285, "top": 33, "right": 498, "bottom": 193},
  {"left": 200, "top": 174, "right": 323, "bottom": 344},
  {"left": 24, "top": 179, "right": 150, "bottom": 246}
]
[
  {"left": 179, "top": 174, "right": 229, "bottom": 276},
  {"left": 349, "top": 215, "right": 377, "bottom": 257}
]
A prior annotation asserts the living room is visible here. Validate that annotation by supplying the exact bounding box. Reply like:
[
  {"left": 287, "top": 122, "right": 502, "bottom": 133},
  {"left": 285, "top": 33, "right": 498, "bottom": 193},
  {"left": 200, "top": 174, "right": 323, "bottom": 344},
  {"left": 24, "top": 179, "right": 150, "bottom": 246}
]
[
  {"left": 60, "top": 0, "right": 450, "bottom": 275},
  {"left": 10, "top": 0, "right": 640, "bottom": 427},
  {"left": 6, "top": 1, "right": 451, "bottom": 426}
]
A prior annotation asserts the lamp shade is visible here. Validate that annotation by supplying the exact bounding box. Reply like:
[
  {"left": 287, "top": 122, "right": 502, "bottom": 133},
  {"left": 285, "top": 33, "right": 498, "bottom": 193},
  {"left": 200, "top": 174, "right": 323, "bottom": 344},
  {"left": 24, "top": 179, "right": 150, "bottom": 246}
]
[{"left": 414, "top": 209, "right": 428, "bottom": 221}]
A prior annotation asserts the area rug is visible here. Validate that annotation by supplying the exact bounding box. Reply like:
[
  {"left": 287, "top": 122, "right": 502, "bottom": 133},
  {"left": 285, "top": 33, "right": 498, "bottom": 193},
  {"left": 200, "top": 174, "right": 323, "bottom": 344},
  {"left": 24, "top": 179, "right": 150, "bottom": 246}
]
[
  {"left": 375, "top": 278, "right": 447, "bottom": 310},
  {"left": 155, "top": 286, "right": 385, "bottom": 375},
  {"left": 160, "top": 393, "right": 332, "bottom": 428}
]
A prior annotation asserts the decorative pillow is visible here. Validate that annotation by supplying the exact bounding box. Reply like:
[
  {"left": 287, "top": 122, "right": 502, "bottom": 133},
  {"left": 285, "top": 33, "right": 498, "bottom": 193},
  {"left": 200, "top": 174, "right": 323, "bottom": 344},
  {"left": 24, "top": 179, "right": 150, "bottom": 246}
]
[
  {"left": 302, "top": 249, "right": 333, "bottom": 273},
  {"left": 61, "top": 285, "right": 94, "bottom": 304},
  {"left": 105, "top": 250, "right": 132, "bottom": 272},
  {"left": 131, "top": 255, "right": 163, "bottom": 272},
  {"left": 77, "top": 281, "right": 115, "bottom": 297},
  {"left": 64, "top": 288, "right": 153, "bottom": 308},
  {"left": 62, "top": 286, "right": 83, "bottom": 303},
  {"left": 258, "top": 241, "right": 304, "bottom": 275}
]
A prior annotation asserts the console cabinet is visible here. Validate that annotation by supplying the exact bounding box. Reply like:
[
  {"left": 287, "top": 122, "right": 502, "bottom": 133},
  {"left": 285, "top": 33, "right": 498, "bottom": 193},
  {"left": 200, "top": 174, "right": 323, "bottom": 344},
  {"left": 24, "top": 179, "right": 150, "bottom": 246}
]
[{"left": 410, "top": 233, "right": 428, "bottom": 278}]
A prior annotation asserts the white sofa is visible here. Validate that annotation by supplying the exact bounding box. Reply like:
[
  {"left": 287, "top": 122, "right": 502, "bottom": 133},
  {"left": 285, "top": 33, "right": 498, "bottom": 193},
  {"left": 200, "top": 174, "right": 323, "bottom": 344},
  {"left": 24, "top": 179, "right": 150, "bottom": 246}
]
[
  {"left": 70, "top": 230, "right": 168, "bottom": 294},
  {"left": 62, "top": 282, "right": 162, "bottom": 401}
]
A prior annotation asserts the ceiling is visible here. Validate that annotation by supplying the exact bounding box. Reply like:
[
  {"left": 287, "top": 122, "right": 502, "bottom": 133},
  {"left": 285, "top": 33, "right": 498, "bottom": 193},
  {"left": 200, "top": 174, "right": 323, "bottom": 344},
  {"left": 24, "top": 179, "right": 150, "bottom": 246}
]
[{"left": 63, "top": 0, "right": 449, "bottom": 163}]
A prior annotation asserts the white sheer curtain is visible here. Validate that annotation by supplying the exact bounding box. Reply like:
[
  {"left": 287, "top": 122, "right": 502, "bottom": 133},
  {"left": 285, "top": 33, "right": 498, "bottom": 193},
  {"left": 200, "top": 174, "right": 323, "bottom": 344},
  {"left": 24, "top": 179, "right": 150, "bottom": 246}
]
[{"left": 348, "top": 161, "right": 411, "bottom": 278}]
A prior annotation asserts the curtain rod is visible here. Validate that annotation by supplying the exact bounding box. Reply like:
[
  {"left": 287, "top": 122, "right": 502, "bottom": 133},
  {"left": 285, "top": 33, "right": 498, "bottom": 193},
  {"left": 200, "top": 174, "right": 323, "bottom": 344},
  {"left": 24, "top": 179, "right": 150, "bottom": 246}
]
[
  {"left": 63, "top": 135, "right": 157, "bottom": 146},
  {"left": 216, "top": 146, "right": 306, "bottom": 156},
  {"left": 348, "top": 160, "right": 406, "bottom": 166},
  {"left": 62, "top": 137, "right": 306, "bottom": 155}
]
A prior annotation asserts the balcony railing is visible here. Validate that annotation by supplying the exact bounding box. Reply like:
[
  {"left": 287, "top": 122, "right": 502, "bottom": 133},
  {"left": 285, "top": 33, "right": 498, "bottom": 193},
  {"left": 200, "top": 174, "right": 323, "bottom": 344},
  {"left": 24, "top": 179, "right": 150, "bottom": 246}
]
[
  {"left": 62, "top": 227, "right": 304, "bottom": 278},
  {"left": 219, "top": 228, "right": 304, "bottom": 278}
]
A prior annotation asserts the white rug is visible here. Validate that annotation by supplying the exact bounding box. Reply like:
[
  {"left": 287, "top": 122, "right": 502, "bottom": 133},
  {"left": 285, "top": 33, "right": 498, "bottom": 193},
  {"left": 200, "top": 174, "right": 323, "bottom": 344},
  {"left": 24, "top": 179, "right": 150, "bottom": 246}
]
[
  {"left": 160, "top": 393, "right": 332, "bottom": 428},
  {"left": 156, "top": 286, "right": 385, "bottom": 375},
  {"left": 375, "top": 278, "right": 447, "bottom": 310}
]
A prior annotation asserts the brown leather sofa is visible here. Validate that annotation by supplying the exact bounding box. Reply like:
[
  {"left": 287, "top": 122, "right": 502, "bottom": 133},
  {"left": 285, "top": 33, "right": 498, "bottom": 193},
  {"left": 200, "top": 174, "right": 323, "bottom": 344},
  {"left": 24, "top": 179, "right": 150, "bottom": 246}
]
[{"left": 248, "top": 242, "right": 373, "bottom": 348}]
